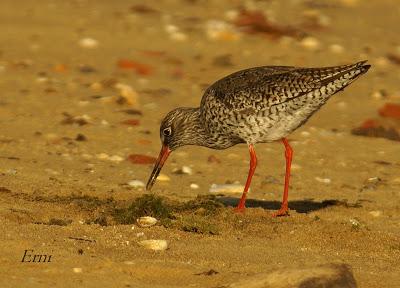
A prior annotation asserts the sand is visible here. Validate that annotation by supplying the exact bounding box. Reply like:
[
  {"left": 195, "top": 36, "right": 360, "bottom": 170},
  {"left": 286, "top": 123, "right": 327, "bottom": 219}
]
[{"left": 0, "top": 0, "right": 399, "bottom": 287}]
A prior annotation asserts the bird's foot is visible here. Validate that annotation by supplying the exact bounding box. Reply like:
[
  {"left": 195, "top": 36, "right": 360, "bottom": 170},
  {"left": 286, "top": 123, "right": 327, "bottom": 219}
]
[{"left": 272, "top": 206, "right": 289, "bottom": 217}]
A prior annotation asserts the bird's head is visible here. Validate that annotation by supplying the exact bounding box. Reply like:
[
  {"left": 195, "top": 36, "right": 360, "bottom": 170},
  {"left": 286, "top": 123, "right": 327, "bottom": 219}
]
[{"left": 146, "top": 108, "right": 201, "bottom": 190}]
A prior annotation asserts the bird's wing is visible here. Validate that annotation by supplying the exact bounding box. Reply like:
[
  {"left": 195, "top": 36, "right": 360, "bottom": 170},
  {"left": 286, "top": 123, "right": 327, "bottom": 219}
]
[{"left": 203, "top": 61, "right": 367, "bottom": 112}]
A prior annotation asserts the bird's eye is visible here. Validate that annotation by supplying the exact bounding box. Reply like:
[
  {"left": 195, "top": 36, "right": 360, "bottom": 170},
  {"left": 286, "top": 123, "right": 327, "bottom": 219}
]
[{"left": 163, "top": 127, "right": 172, "bottom": 137}]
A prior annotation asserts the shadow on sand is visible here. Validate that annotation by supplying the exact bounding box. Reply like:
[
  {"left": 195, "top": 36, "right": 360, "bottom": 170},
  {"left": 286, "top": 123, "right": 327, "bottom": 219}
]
[{"left": 217, "top": 197, "right": 362, "bottom": 213}]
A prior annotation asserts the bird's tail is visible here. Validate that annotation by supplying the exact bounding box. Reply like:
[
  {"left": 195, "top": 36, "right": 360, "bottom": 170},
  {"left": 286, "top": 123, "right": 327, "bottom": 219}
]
[{"left": 318, "top": 60, "right": 371, "bottom": 94}]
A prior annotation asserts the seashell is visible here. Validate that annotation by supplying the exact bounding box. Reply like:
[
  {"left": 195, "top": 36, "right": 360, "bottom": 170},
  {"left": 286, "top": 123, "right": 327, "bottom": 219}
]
[
  {"left": 157, "top": 174, "right": 170, "bottom": 181},
  {"left": 369, "top": 210, "right": 382, "bottom": 217},
  {"left": 136, "top": 216, "right": 157, "bottom": 227},
  {"left": 209, "top": 183, "right": 245, "bottom": 194},
  {"left": 78, "top": 37, "right": 99, "bottom": 49},
  {"left": 128, "top": 180, "right": 145, "bottom": 188},
  {"left": 173, "top": 166, "right": 193, "bottom": 175},
  {"left": 300, "top": 37, "right": 320, "bottom": 51},
  {"left": 138, "top": 239, "right": 168, "bottom": 251},
  {"left": 315, "top": 177, "right": 331, "bottom": 184},
  {"left": 190, "top": 183, "right": 199, "bottom": 189}
]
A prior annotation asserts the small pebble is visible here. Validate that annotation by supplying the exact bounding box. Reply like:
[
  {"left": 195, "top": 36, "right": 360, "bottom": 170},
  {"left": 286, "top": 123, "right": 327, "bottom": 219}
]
[
  {"left": 291, "top": 163, "right": 302, "bottom": 170},
  {"left": 137, "top": 216, "right": 157, "bottom": 227},
  {"left": 73, "top": 268, "right": 83, "bottom": 273},
  {"left": 190, "top": 183, "right": 200, "bottom": 189},
  {"left": 205, "top": 20, "right": 240, "bottom": 41},
  {"left": 315, "top": 177, "right": 331, "bottom": 184},
  {"left": 114, "top": 83, "right": 139, "bottom": 107},
  {"left": 138, "top": 239, "right": 168, "bottom": 251},
  {"left": 225, "top": 9, "right": 239, "bottom": 21},
  {"left": 173, "top": 166, "right": 193, "bottom": 175},
  {"left": 300, "top": 37, "right": 320, "bottom": 51},
  {"left": 109, "top": 155, "right": 124, "bottom": 163},
  {"left": 369, "top": 210, "right": 382, "bottom": 217},
  {"left": 349, "top": 218, "right": 361, "bottom": 228},
  {"left": 329, "top": 44, "right": 344, "bottom": 54},
  {"left": 128, "top": 180, "right": 145, "bottom": 188},
  {"left": 170, "top": 32, "right": 187, "bottom": 42},
  {"left": 96, "top": 153, "right": 110, "bottom": 160},
  {"left": 209, "top": 183, "right": 245, "bottom": 194},
  {"left": 370, "top": 90, "right": 387, "bottom": 100},
  {"left": 165, "top": 24, "right": 179, "bottom": 34},
  {"left": 78, "top": 37, "right": 99, "bottom": 49},
  {"left": 157, "top": 174, "right": 171, "bottom": 181},
  {"left": 300, "top": 131, "right": 311, "bottom": 137}
]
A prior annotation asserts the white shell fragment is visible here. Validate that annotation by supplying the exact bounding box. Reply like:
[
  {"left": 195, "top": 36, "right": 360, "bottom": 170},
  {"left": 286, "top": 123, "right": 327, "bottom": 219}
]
[
  {"left": 315, "top": 177, "right": 331, "bottom": 184},
  {"left": 73, "top": 267, "right": 83, "bottom": 273},
  {"left": 300, "top": 36, "right": 320, "bottom": 51},
  {"left": 157, "top": 174, "right": 171, "bottom": 181},
  {"left": 78, "top": 37, "right": 99, "bottom": 49},
  {"left": 173, "top": 166, "right": 193, "bottom": 175},
  {"left": 190, "top": 183, "right": 199, "bottom": 189},
  {"left": 209, "top": 184, "right": 245, "bottom": 194},
  {"left": 136, "top": 216, "right": 158, "bottom": 228},
  {"left": 138, "top": 239, "right": 168, "bottom": 251},
  {"left": 128, "top": 180, "right": 145, "bottom": 188}
]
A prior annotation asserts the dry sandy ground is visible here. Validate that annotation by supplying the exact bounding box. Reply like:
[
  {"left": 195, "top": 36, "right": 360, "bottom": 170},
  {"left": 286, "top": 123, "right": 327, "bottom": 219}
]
[{"left": 0, "top": 0, "right": 399, "bottom": 287}]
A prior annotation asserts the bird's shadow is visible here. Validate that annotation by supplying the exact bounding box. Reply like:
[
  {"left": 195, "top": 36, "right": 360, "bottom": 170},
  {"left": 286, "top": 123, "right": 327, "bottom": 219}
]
[{"left": 217, "top": 197, "right": 362, "bottom": 213}]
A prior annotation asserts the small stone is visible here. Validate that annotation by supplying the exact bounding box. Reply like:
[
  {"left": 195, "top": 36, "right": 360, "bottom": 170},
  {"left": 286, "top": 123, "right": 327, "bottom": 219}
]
[
  {"left": 78, "top": 100, "right": 90, "bottom": 107},
  {"left": 75, "top": 134, "right": 87, "bottom": 141},
  {"left": 208, "top": 155, "right": 221, "bottom": 163},
  {"left": 90, "top": 82, "right": 103, "bottom": 91},
  {"left": 137, "top": 216, "right": 157, "bottom": 227},
  {"left": 300, "top": 131, "right": 311, "bottom": 137},
  {"left": 128, "top": 180, "right": 145, "bottom": 188},
  {"left": 369, "top": 210, "right": 382, "bottom": 217},
  {"left": 291, "top": 163, "right": 302, "bottom": 170},
  {"left": 96, "top": 153, "right": 110, "bottom": 160},
  {"left": 209, "top": 184, "right": 245, "bottom": 194},
  {"left": 138, "top": 239, "right": 168, "bottom": 251},
  {"left": 165, "top": 24, "right": 179, "bottom": 34},
  {"left": 349, "top": 218, "right": 361, "bottom": 229},
  {"left": 300, "top": 36, "right": 320, "bottom": 51},
  {"left": 330, "top": 44, "right": 344, "bottom": 54},
  {"left": 370, "top": 90, "right": 387, "bottom": 100},
  {"left": 170, "top": 32, "right": 187, "bottom": 42},
  {"left": 157, "top": 174, "right": 170, "bottom": 181},
  {"left": 109, "top": 155, "right": 124, "bottom": 163},
  {"left": 315, "top": 177, "right": 331, "bottom": 184},
  {"left": 173, "top": 166, "right": 193, "bottom": 175},
  {"left": 205, "top": 20, "right": 240, "bottom": 41},
  {"left": 190, "top": 183, "right": 199, "bottom": 189},
  {"left": 78, "top": 37, "right": 99, "bottom": 49},
  {"left": 114, "top": 83, "right": 139, "bottom": 107},
  {"left": 73, "top": 267, "right": 83, "bottom": 273}
]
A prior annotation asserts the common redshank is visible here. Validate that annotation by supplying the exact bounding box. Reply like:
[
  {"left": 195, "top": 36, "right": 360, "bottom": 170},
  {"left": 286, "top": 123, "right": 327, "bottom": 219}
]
[{"left": 146, "top": 61, "right": 370, "bottom": 216}]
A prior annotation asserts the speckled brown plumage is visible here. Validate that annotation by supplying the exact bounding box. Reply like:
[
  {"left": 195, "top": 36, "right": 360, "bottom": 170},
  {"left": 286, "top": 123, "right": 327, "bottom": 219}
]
[{"left": 146, "top": 60, "right": 370, "bottom": 216}]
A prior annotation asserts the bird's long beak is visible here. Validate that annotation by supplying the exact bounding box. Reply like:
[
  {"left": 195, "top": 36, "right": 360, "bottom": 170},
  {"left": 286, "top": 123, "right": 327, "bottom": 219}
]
[{"left": 146, "top": 144, "right": 171, "bottom": 191}]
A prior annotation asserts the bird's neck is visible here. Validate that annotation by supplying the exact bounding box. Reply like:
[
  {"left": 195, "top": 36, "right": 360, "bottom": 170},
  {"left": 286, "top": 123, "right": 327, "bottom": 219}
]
[{"left": 183, "top": 108, "right": 235, "bottom": 149}]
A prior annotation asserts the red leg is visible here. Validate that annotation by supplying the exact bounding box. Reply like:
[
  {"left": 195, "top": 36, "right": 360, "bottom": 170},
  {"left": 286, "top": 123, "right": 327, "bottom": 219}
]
[
  {"left": 272, "top": 138, "right": 293, "bottom": 217},
  {"left": 235, "top": 144, "right": 257, "bottom": 213}
]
